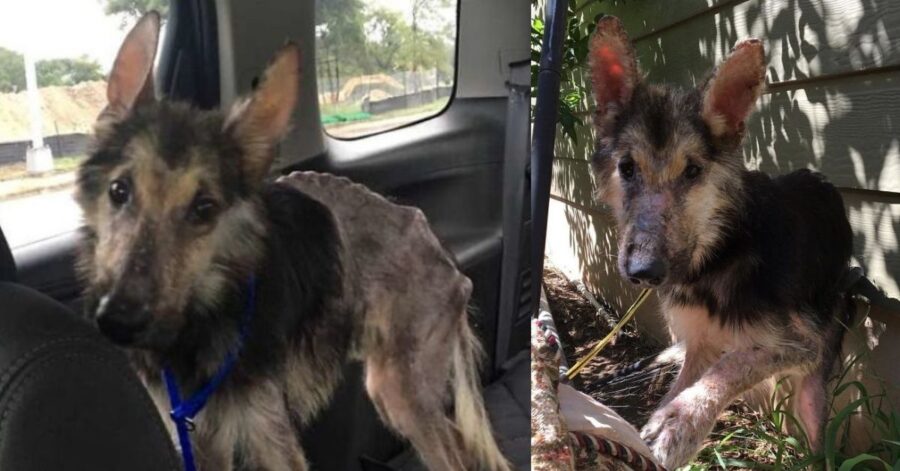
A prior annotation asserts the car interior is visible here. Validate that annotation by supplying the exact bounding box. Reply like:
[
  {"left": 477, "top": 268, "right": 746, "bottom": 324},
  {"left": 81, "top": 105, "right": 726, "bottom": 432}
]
[{"left": 0, "top": 0, "right": 530, "bottom": 469}]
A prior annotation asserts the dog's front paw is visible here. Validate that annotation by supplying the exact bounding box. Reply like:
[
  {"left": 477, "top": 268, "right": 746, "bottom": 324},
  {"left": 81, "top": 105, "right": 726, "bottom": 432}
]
[{"left": 640, "top": 396, "right": 710, "bottom": 469}]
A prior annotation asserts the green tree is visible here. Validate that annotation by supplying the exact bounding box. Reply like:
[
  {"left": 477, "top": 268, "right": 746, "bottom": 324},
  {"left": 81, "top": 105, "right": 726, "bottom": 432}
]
[
  {"left": 0, "top": 48, "right": 105, "bottom": 93},
  {"left": 316, "top": 0, "right": 368, "bottom": 95},
  {"left": 401, "top": 30, "right": 453, "bottom": 78},
  {"left": 409, "top": 0, "right": 452, "bottom": 69},
  {"left": 316, "top": 0, "right": 455, "bottom": 102},
  {"left": 365, "top": 8, "right": 412, "bottom": 72},
  {"left": 37, "top": 57, "right": 104, "bottom": 86},
  {"left": 0, "top": 47, "right": 25, "bottom": 93},
  {"left": 99, "top": 0, "right": 168, "bottom": 20}
]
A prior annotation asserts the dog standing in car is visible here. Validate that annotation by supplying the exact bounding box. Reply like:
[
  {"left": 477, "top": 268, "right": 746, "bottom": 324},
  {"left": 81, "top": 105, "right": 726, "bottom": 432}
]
[
  {"left": 75, "top": 13, "right": 508, "bottom": 471},
  {"left": 586, "top": 16, "right": 853, "bottom": 468}
]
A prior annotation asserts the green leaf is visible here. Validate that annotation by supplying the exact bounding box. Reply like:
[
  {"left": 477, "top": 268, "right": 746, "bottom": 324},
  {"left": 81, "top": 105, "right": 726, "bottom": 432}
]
[
  {"left": 838, "top": 453, "right": 889, "bottom": 471},
  {"left": 826, "top": 396, "right": 873, "bottom": 469}
]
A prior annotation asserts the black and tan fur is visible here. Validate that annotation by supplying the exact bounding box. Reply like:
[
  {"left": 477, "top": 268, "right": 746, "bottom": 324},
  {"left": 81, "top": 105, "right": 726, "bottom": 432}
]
[
  {"left": 587, "top": 16, "right": 852, "bottom": 468},
  {"left": 76, "top": 13, "right": 508, "bottom": 471}
]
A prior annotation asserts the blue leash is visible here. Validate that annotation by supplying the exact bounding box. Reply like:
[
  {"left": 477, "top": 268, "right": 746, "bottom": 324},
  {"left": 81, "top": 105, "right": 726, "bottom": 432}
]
[{"left": 163, "top": 275, "right": 257, "bottom": 471}]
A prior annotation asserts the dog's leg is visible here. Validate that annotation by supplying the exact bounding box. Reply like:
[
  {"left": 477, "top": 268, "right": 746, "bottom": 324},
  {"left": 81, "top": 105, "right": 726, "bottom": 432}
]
[
  {"left": 793, "top": 306, "right": 855, "bottom": 452},
  {"left": 236, "top": 382, "right": 309, "bottom": 471},
  {"left": 361, "top": 287, "right": 486, "bottom": 470},
  {"left": 365, "top": 357, "right": 464, "bottom": 469},
  {"left": 360, "top": 249, "right": 507, "bottom": 471},
  {"left": 793, "top": 319, "right": 842, "bottom": 452},
  {"left": 194, "top": 428, "right": 236, "bottom": 471},
  {"left": 794, "top": 372, "right": 827, "bottom": 450},
  {"left": 641, "top": 342, "right": 817, "bottom": 468},
  {"left": 660, "top": 341, "right": 715, "bottom": 407}
]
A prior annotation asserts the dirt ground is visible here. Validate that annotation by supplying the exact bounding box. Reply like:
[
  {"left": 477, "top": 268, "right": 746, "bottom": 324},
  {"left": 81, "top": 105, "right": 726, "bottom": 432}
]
[
  {"left": 543, "top": 265, "right": 673, "bottom": 426},
  {"left": 542, "top": 264, "right": 798, "bottom": 469},
  {"left": 0, "top": 82, "right": 103, "bottom": 142}
]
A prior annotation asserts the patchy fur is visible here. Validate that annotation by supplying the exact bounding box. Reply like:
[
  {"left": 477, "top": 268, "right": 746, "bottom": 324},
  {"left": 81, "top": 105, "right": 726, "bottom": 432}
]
[
  {"left": 77, "top": 14, "right": 508, "bottom": 471},
  {"left": 586, "top": 16, "right": 852, "bottom": 468}
]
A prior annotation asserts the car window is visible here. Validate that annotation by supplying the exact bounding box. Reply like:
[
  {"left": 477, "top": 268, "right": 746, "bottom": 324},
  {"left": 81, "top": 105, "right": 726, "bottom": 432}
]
[
  {"left": 315, "top": 0, "right": 457, "bottom": 139},
  {"left": 0, "top": 0, "right": 167, "bottom": 249}
]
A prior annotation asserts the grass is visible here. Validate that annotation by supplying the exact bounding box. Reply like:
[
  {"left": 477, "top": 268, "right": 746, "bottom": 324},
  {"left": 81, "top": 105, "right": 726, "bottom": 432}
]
[
  {"left": 320, "top": 100, "right": 372, "bottom": 124},
  {"left": 684, "top": 305, "right": 900, "bottom": 471},
  {"left": 0, "top": 154, "right": 85, "bottom": 182},
  {"left": 321, "top": 98, "right": 449, "bottom": 128}
]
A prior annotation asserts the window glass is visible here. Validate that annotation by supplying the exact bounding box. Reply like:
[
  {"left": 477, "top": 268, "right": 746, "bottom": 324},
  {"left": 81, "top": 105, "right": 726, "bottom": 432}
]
[
  {"left": 315, "top": 0, "right": 457, "bottom": 139},
  {"left": 0, "top": 0, "right": 167, "bottom": 248}
]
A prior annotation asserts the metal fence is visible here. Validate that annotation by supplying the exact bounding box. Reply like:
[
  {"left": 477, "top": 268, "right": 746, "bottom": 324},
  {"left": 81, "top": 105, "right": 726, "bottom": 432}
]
[
  {"left": 0, "top": 133, "right": 90, "bottom": 165},
  {"left": 362, "top": 86, "right": 453, "bottom": 115},
  {"left": 317, "top": 68, "right": 448, "bottom": 104}
]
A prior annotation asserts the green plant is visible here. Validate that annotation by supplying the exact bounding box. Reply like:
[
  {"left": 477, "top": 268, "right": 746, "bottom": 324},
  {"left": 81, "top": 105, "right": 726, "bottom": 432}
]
[{"left": 530, "top": 0, "right": 605, "bottom": 146}]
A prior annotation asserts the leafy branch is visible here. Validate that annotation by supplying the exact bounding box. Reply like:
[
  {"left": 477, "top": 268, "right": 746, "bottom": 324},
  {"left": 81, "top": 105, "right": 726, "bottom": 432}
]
[{"left": 531, "top": 0, "right": 606, "bottom": 146}]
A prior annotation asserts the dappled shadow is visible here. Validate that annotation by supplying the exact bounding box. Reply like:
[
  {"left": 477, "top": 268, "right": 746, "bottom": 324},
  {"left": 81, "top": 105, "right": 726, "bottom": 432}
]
[{"left": 744, "top": 0, "right": 900, "bottom": 297}]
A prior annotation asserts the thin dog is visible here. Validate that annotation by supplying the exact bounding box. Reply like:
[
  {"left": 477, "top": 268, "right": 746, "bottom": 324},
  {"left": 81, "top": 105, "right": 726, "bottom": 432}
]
[
  {"left": 76, "top": 13, "right": 508, "bottom": 471},
  {"left": 586, "top": 16, "right": 852, "bottom": 468}
]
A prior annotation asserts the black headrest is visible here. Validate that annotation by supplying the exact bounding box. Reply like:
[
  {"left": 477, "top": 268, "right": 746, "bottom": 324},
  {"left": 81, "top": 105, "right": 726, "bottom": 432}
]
[{"left": 0, "top": 225, "right": 15, "bottom": 282}]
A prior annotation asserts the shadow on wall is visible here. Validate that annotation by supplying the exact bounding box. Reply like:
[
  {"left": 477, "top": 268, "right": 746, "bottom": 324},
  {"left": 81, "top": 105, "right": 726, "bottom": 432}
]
[{"left": 743, "top": 0, "right": 900, "bottom": 298}]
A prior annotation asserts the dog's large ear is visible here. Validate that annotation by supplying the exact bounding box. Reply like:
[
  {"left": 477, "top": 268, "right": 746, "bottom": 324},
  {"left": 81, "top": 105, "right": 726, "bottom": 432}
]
[
  {"left": 588, "top": 16, "right": 639, "bottom": 132},
  {"left": 102, "top": 12, "right": 160, "bottom": 121},
  {"left": 700, "top": 39, "right": 766, "bottom": 142},
  {"left": 225, "top": 43, "right": 300, "bottom": 187}
]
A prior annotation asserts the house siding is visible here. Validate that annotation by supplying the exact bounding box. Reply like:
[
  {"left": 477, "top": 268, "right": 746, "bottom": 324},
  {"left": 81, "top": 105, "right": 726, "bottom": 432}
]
[{"left": 546, "top": 0, "right": 900, "bottom": 340}]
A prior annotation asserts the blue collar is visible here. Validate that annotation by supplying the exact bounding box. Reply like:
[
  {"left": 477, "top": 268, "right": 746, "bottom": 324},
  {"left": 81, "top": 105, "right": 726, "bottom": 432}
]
[{"left": 162, "top": 275, "right": 257, "bottom": 471}]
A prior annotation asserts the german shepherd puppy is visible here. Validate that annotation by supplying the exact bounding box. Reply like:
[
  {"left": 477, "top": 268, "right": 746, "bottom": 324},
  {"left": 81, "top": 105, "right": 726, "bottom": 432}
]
[
  {"left": 76, "top": 13, "right": 508, "bottom": 471},
  {"left": 587, "top": 17, "right": 852, "bottom": 468}
]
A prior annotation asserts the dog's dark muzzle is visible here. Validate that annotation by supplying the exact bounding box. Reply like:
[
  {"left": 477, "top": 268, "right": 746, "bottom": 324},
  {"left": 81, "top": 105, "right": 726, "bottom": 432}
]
[
  {"left": 623, "top": 230, "right": 668, "bottom": 287},
  {"left": 625, "top": 254, "right": 667, "bottom": 286},
  {"left": 622, "top": 193, "right": 670, "bottom": 286},
  {"left": 96, "top": 295, "right": 152, "bottom": 345}
]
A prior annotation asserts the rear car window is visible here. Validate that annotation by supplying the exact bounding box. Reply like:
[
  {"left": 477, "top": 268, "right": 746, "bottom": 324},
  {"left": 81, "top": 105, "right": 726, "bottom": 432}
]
[
  {"left": 0, "top": 0, "right": 167, "bottom": 248},
  {"left": 315, "top": 0, "right": 457, "bottom": 139}
]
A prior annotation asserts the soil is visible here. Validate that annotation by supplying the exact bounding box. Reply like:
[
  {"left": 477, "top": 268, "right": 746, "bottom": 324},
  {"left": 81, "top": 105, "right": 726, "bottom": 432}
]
[
  {"left": 542, "top": 264, "right": 673, "bottom": 426},
  {"left": 0, "top": 81, "right": 104, "bottom": 141}
]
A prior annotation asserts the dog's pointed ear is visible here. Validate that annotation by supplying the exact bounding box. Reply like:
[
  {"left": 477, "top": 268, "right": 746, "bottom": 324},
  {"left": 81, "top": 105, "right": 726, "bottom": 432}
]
[
  {"left": 701, "top": 39, "right": 766, "bottom": 142},
  {"left": 589, "top": 16, "right": 639, "bottom": 131},
  {"left": 102, "top": 12, "right": 160, "bottom": 121},
  {"left": 226, "top": 43, "right": 300, "bottom": 187}
]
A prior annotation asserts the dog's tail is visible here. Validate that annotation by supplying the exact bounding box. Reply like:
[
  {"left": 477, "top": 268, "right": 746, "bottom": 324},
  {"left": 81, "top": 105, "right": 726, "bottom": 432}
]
[{"left": 451, "top": 316, "right": 510, "bottom": 471}]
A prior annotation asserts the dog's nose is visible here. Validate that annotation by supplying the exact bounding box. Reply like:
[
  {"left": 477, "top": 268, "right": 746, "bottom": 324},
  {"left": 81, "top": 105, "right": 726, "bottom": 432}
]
[
  {"left": 626, "top": 258, "right": 666, "bottom": 286},
  {"left": 96, "top": 295, "right": 151, "bottom": 345}
]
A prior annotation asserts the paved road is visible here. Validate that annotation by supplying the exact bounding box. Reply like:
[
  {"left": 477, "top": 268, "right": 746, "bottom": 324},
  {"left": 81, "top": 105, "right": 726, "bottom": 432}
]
[{"left": 0, "top": 188, "right": 81, "bottom": 249}]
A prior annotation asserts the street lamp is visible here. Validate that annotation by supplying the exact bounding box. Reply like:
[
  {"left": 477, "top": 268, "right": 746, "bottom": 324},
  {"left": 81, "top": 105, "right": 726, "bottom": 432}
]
[{"left": 24, "top": 46, "right": 53, "bottom": 174}]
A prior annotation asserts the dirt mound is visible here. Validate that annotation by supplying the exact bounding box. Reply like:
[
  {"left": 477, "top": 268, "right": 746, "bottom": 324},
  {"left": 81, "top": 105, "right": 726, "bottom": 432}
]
[{"left": 0, "top": 81, "right": 106, "bottom": 142}]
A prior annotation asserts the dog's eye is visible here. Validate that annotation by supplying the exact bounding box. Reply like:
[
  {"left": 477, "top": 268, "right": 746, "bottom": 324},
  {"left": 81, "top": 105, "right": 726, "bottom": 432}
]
[
  {"left": 684, "top": 163, "right": 703, "bottom": 180},
  {"left": 188, "top": 196, "right": 219, "bottom": 224},
  {"left": 108, "top": 179, "right": 131, "bottom": 206},
  {"left": 618, "top": 157, "right": 636, "bottom": 181}
]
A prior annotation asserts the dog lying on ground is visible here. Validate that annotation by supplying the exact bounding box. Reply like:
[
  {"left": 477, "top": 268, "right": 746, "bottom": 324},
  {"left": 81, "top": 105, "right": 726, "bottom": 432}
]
[
  {"left": 586, "top": 16, "right": 853, "bottom": 468},
  {"left": 75, "top": 13, "right": 508, "bottom": 471}
]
